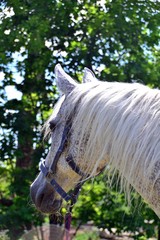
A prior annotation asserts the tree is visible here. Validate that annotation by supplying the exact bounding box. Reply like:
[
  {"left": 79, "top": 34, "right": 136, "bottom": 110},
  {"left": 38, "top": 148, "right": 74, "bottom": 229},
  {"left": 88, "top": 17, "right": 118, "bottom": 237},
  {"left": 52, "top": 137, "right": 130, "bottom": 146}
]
[
  {"left": 0, "top": 0, "right": 160, "bottom": 238},
  {"left": 73, "top": 174, "right": 160, "bottom": 239}
]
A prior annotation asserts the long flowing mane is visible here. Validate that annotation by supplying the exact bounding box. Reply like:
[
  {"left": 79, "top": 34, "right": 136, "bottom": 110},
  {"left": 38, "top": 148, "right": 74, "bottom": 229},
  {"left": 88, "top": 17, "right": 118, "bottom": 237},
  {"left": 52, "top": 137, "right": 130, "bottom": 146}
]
[{"left": 66, "top": 81, "right": 160, "bottom": 199}]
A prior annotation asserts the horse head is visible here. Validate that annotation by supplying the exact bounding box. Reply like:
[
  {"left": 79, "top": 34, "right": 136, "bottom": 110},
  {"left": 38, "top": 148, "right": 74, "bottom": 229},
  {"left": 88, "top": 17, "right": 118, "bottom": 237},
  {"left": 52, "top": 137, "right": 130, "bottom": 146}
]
[{"left": 30, "top": 64, "right": 101, "bottom": 213}]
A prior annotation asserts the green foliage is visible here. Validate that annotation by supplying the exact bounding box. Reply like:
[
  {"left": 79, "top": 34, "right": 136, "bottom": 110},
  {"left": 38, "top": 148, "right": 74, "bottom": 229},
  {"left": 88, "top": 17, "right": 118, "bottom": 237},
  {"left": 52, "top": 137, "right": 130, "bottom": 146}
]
[
  {"left": 75, "top": 231, "right": 98, "bottom": 240},
  {"left": 0, "top": 0, "right": 160, "bottom": 238},
  {"left": 73, "top": 175, "right": 159, "bottom": 238}
]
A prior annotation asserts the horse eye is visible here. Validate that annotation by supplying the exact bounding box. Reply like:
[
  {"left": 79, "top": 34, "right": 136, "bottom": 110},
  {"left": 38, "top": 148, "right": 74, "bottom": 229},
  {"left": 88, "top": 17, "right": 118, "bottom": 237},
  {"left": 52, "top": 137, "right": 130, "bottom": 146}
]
[{"left": 49, "top": 121, "right": 56, "bottom": 131}]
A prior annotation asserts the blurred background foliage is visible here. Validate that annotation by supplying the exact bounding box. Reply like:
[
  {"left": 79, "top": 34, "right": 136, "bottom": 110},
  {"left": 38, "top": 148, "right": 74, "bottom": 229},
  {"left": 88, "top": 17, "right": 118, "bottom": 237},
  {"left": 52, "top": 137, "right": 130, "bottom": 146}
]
[{"left": 0, "top": 0, "right": 160, "bottom": 239}]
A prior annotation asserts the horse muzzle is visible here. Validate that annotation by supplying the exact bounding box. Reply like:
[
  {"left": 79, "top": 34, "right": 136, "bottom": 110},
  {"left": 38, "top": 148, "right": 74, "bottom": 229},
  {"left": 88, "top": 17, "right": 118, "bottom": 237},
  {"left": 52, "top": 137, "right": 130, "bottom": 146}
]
[{"left": 30, "top": 176, "right": 62, "bottom": 214}]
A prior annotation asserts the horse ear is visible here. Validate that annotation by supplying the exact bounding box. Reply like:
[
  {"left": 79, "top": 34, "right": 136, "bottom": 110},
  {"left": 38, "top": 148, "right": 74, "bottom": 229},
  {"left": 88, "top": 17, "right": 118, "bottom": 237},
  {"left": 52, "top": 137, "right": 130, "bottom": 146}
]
[
  {"left": 83, "top": 67, "right": 98, "bottom": 83},
  {"left": 55, "top": 64, "right": 77, "bottom": 95}
]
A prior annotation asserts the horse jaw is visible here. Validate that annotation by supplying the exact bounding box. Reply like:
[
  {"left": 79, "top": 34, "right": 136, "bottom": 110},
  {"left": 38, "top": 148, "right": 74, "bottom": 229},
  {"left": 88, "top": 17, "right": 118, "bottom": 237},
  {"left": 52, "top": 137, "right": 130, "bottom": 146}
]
[{"left": 55, "top": 64, "right": 78, "bottom": 95}]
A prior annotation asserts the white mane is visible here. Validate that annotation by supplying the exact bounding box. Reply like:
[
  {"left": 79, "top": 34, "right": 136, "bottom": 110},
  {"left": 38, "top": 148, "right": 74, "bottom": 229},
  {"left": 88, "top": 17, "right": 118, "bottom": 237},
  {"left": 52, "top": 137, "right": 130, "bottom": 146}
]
[{"left": 66, "top": 81, "right": 160, "bottom": 202}]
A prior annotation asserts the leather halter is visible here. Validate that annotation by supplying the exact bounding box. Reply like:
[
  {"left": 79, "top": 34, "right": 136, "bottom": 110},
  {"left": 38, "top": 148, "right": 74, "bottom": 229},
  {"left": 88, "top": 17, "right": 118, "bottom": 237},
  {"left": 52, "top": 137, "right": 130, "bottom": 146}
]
[{"left": 39, "top": 117, "right": 89, "bottom": 204}]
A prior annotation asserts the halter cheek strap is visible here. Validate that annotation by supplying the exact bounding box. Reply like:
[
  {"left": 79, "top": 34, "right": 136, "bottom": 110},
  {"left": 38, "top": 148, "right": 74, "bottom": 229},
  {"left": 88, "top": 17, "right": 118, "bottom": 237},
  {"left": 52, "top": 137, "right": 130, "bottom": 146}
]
[{"left": 66, "top": 156, "right": 90, "bottom": 178}]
